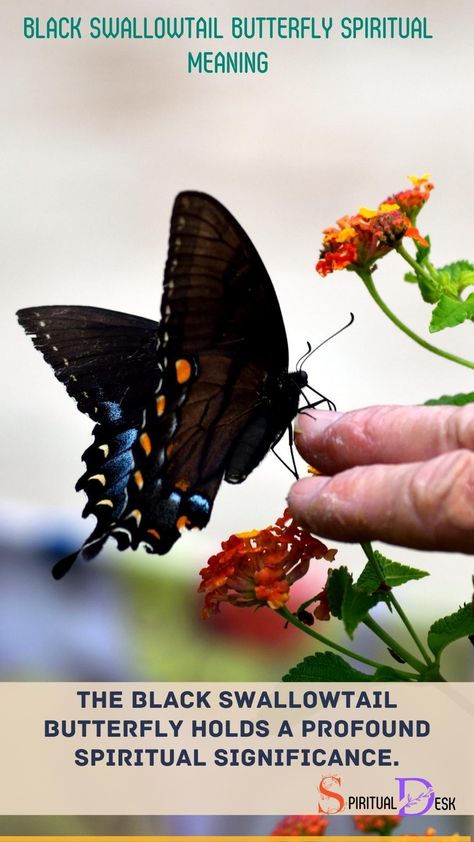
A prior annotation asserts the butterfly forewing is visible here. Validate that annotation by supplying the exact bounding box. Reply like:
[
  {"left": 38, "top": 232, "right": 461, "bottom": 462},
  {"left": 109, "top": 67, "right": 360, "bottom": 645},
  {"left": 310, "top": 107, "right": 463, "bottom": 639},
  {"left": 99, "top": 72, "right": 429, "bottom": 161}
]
[{"left": 161, "top": 192, "right": 289, "bottom": 367}]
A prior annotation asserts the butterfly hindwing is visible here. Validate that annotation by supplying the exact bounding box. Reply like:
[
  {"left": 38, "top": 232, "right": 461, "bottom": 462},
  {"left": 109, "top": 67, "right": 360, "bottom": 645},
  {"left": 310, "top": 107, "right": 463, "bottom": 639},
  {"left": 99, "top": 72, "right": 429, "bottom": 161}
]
[{"left": 17, "top": 306, "right": 163, "bottom": 575}]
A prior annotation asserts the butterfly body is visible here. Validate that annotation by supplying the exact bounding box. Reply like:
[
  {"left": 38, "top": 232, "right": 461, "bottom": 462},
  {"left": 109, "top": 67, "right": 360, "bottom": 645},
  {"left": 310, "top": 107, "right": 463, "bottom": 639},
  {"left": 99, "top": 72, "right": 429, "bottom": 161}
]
[{"left": 17, "top": 192, "right": 307, "bottom": 576}]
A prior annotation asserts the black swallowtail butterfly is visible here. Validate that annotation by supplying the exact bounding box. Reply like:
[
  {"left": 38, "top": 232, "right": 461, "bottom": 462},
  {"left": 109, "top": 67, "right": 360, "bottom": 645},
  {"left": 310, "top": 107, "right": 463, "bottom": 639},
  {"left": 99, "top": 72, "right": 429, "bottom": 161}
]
[{"left": 17, "top": 192, "right": 309, "bottom": 578}]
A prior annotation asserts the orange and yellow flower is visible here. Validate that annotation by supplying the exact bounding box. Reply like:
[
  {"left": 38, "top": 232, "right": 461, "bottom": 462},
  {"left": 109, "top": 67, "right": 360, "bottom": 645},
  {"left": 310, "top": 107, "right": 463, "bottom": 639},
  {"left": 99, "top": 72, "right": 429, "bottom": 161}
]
[
  {"left": 384, "top": 173, "right": 434, "bottom": 224},
  {"left": 316, "top": 175, "right": 433, "bottom": 277},
  {"left": 271, "top": 814, "right": 329, "bottom": 836},
  {"left": 199, "top": 510, "right": 335, "bottom": 619},
  {"left": 316, "top": 206, "right": 427, "bottom": 277}
]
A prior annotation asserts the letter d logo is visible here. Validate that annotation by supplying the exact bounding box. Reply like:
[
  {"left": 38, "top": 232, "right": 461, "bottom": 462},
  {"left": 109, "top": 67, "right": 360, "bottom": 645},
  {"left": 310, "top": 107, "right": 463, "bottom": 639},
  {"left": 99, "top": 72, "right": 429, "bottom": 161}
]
[
  {"left": 317, "top": 775, "right": 345, "bottom": 814},
  {"left": 396, "top": 776, "right": 435, "bottom": 816}
]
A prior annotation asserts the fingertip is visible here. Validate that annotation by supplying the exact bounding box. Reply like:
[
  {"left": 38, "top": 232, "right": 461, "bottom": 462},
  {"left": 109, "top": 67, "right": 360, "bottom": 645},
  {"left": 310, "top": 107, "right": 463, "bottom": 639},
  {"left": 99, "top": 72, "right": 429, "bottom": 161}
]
[
  {"left": 287, "top": 475, "right": 331, "bottom": 523},
  {"left": 294, "top": 409, "right": 341, "bottom": 436},
  {"left": 293, "top": 411, "right": 341, "bottom": 466}
]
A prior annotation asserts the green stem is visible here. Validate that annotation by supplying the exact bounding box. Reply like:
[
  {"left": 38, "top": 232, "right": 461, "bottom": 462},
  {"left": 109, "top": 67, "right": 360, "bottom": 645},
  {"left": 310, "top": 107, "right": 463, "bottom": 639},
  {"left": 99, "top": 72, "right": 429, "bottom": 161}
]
[
  {"left": 360, "top": 542, "right": 432, "bottom": 666},
  {"left": 357, "top": 269, "right": 474, "bottom": 369},
  {"left": 363, "top": 615, "right": 426, "bottom": 673},
  {"left": 396, "top": 242, "right": 436, "bottom": 284},
  {"left": 385, "top": 591, "right": 431, "bottom": 665},
  {"left": 278, "top": 606, "right": 417, "bottom": 679}
]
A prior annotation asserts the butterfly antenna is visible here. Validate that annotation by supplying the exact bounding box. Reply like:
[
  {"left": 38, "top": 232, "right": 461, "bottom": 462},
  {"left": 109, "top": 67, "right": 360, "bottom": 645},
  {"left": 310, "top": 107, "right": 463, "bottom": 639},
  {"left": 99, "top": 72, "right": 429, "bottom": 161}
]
[
  {"left": 298, "top": 312, "right": 355, "bottom": 370},
  {"left": 296, "top": 341, "right": 312, "bottom": 372}
]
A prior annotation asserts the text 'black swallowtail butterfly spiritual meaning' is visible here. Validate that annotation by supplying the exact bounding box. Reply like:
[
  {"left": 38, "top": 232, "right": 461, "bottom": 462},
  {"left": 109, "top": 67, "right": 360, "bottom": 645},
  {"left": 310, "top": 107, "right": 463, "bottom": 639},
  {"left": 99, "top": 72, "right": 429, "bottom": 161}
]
[{"left": 17, "top": 191, "right": 320, "bottom": 579}]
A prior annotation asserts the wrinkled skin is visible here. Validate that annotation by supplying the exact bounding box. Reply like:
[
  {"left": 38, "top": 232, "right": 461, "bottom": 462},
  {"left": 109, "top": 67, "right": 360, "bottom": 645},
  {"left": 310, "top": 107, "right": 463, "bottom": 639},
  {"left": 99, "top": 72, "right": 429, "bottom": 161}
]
[{"left": 288, "top": 405, "right": 474, "bottom": 554}]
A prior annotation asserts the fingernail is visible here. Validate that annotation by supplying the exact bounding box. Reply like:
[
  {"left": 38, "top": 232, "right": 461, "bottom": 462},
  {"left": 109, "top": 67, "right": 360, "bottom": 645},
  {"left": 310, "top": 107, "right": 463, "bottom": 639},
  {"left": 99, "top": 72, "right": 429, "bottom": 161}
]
[{"left": 295, "top": 410, "right": 341, "bottom": 436}]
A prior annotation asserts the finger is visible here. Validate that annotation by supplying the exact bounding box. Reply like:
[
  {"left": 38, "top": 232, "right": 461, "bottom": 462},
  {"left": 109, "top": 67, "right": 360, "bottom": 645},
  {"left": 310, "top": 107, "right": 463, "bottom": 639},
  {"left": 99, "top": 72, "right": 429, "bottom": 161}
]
[
  {"left": 288, "top": 449, "right": 474, "bottom": 553},
  {"left": 294, "top": 404, "right": 474, "bottom": 474}
]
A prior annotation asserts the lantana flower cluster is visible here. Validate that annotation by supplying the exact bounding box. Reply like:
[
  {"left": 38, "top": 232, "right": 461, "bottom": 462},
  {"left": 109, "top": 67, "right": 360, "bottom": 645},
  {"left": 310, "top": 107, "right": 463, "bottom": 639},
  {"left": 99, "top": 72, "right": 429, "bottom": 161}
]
[
  {"left": 353, "top": 814, "right": 403, "bottom": 835},
  {"left": 199, "top": 510, "right": 335, "bottom": 619},
  {"left": 271, "top": 814, "right": 329, "bottom": 836},
  {"left": 271, "top": 813, "right": 462, "bottom": 837},
  {"left": 316, "top": 174, "right": 433, "bottom": 277}
]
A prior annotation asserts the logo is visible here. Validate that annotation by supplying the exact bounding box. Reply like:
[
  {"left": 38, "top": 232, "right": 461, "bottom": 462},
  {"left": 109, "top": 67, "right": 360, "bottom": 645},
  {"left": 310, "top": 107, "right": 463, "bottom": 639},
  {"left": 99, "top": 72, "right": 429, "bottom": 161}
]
[
  {"left": 317, "top": 775, "right": 345, "bottom": 814},
  {"left": 317, "top": 775, "right": 456, "bottom": 816}
]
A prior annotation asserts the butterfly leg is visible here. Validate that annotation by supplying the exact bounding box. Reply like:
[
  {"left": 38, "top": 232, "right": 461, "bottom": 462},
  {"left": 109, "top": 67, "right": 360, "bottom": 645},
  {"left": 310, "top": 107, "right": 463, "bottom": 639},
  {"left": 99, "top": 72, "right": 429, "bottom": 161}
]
[
  {"left": 301, "top": 384, "right": 337, "bottom": 413},
  {"left": 271, "top": 425, "right": 299, "bottom": 480}
]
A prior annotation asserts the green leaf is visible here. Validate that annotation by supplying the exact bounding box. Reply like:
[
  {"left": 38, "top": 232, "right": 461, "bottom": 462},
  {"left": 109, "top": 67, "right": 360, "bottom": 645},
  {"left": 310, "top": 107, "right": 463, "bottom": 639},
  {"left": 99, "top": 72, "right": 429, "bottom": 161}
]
[
  {"left": 357, "top": 550, "right": 429, "bottom": 593},
  {"left": 326, "top": 565, "right": 386, "bottom": 637},
  {"left": 341, "top": 581, "right": 380, "bottom": 638},
  {"left": 326, "top": 566, "right": 351, "bottom": 619},
  {"left": 415, "top": 234, "right": 431, "bottom": 264},
  {"left": 429, "top": 292, "right": 474, "bottom": 333},
  {"left": 282, "top": 651, "right": 372, "bottom": 682},
  {"left": 282, "top": 654, "right": 415, "bottom": 682},
  {"left": 403, "top": 267, "right": 440, "bottom": 303},
  {"left": 373, "top": 666, "right": 413, "bottom": 682},
  {"left": 436, "top": 259, "right": 474, "bottom": 297},
  {"left": 424, "top": 392, "right": 474, "bottom": 406},
  {"left": 427, "top": 603, "right": 474, "bottom": 657}
]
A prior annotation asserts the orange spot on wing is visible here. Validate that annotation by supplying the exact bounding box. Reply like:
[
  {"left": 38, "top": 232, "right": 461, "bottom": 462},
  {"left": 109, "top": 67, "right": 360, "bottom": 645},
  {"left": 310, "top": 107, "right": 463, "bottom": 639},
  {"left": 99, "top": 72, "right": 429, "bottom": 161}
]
[
  {"left": 175, "top": 358, "right": 192, "bottom": 384},
  {"left": 147, "top": 529, "right": 161, "bottom": 540},
  {"left": 139, "top": 432, "right": 152, "bottom": 455},
  {"left": 166, "top": 442, "right": 175, "bottom": 458},
  {"left": 156, "top": 395, "right": 166, "bottom": 416},
  {"left": 175, "top": 479, "right": 190, "bottom": 492},
  {"left": 133, "top": 470, "right": 144, "bottom": 490},
  {"left": 176, "top": 515, "right": 191, "bottom": 530}
]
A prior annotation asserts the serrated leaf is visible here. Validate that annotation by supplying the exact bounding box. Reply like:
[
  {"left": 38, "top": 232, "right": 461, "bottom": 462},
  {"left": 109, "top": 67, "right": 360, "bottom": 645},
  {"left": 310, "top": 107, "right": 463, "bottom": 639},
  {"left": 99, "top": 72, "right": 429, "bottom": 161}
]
[
  {"left": 429, "top": 292, "right": 474, "bottom": 333},
  {"left": 404, "top": 267, "right": 440, "bottom": 303},
  {"left": 282, "top": 651, "right": 372, "bottom": 682},
  {"left": 415, "top": 234, "right": 431, "bottom": 264},
  {"left": 427, "top": 603, "right": 474, "bottom": 657},
  {"left": 326, "top": 566, "right": 352, "bottom": 619},
  {"left": 424, "top": 392, "right": 474, "bottom": 406},
  {"left": 341, "top": 581, "right": 380, "bottom": 638},
  {"left": 357, "top": 550, "right": 429, "bottom": 593},
  {"left": 437, "top": 259, "right": 474, "bottom": 296},
  {"left": 373, "top": 666, "right": 413, "bottom": 682}
]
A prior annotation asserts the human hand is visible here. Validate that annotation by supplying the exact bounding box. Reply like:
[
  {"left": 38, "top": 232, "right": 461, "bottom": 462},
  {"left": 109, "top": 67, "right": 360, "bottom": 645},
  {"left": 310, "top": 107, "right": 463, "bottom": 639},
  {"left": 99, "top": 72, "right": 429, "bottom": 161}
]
[{"left": 287, "top": 405, "right": 474, "bottom": 553}]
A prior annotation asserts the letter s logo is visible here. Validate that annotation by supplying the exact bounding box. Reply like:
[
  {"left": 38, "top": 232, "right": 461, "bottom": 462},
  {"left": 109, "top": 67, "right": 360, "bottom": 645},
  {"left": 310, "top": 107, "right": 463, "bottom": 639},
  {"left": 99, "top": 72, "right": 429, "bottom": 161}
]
[{"left": 317, "top": 774, "right": 345, "bottom": 814}]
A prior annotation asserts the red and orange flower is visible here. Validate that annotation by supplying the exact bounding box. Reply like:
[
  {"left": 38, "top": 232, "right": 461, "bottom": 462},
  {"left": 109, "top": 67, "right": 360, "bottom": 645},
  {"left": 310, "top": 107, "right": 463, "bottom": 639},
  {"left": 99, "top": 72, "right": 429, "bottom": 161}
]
[
  {"left": 384, "top": 173, "right": 434, "bottom": 224},
  {"left": 352, "top": 814, "right": 403, "bottom": 835},
  {"left": 316, "top": 175, "right": 432, "bottom": 277},
  {"left": 199, "top": 510, "right": 335, "bottom": 619},
  {"left": 271, "top": 814, "right": 329, "bottom": 836}
]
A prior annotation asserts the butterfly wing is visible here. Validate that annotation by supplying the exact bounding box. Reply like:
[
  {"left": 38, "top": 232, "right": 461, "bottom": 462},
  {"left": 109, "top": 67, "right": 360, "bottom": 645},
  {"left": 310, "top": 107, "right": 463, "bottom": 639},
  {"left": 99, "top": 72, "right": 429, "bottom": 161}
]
[
  {"left": 17, "top": 193, "right": 297, "bottom": 572},
  {"left": 112, "top": 192, "right": 295, "bottom": 555},
  {"left": 16, "top": 306, "right": 160, "bottom": 421},
  {"left": 17, "top": 306, "right": 162, "bottom": 575}
]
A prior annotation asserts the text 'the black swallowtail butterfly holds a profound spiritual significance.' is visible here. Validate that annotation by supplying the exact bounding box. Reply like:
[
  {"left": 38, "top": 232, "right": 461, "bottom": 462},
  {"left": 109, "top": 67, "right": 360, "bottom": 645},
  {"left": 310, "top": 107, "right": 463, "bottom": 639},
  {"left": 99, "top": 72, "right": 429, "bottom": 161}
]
[{"left": 17, "top": 192, "right": 310, "bottom": 578}]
